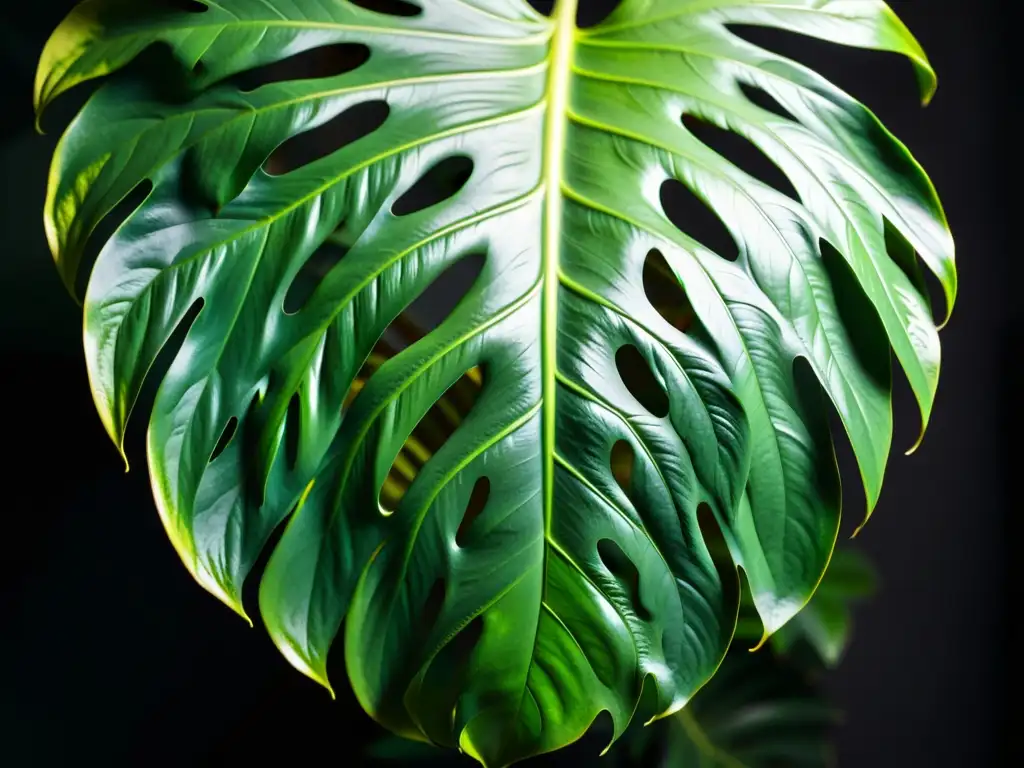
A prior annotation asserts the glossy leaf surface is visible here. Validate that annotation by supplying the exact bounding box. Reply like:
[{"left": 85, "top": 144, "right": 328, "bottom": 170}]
[{"left": 37, "top": 0, "right": 953, "bottom": 765}]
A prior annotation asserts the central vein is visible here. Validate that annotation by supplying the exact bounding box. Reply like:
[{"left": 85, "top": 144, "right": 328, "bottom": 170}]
[{"left": 541, "top": 0, "right": 577, "bottom": 538}]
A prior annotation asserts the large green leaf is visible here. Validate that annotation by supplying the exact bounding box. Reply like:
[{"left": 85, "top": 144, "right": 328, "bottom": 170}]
[{"left": 36, "top": 0, "right": 954, "bottom": 765}]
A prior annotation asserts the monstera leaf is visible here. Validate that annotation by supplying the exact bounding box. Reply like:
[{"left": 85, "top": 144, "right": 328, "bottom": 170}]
[{"left": 36, "top": 0, "right": 954, "bottom": 765}]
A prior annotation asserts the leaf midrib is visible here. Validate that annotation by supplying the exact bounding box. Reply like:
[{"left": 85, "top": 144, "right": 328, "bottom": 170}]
[{"left": 540, "top": 0, "right": 576, "bottom": 545}]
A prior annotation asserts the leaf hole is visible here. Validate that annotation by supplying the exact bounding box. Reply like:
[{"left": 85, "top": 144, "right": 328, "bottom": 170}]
[
  {"left": 341, "top": 341, "right": 394, "bottom": 414},
  {"left": 230, "top": 44, "right": 371, "bottom": 93},
  {"left": 610, "top": 440, "right": 634, "bottom": 498},
  {"left": 884, "top": 220, "right": 947, "bottom": 326},
  {"left": 791, "top": 354, "right": 848, "bottom": 535},
  {"left": 263, "top": 100, "right": 389, "bottom": 176},
  {"left": 429, "top": 616, "right": 485, "bottom": 705},
  {"left": 393, "top": 251, "right": 486, "bottom": 341},
  {"left": 392, "top": 156, "right": 474, "bottom": 217},
  {"left": 240, "top": 510, "right": 291, "bottom": 629},
  {"left": 379, "top": 365, "right": 485, "bottom": 514},
  {"left": 576, "top": 0, "right": 623, "bottom": 28},
  {"left": 659, "top": 179, "right": 739, "bottom": 262},
  {"left": 415, "top": 615, "right": 486, "bottom": 744},
  {"left": 210, "top": 417, "right": 238, "bottom": 463},
  {"left": 682, "top": 114, "right": 801, "bottom": 202},
  {"left": 577, "top": 710, "right": 615, "bottom": 754},
  {"left": 341, "top": 252, "right": 485, "bottom": 418},
  {"left": 283, "top": 237, "right": 353, "bottom": 314},
  {"left": 728, "top": 23, "right": 921, "bottom": 119},
  {"left": 734, "top": 567, "right": 766, "bottom": 647},
  {"left": 616, "top": 345, "right": 670, "bottom": 419},
  {"left": 819, "top": 238, "right": 890, "bottom": 390},
  {"left": 75, "top": 181, "right": 154, "bottom": 299},
  {"left": 597, "top": 539, "right": 651, "bottom": 622},
  {"left": 525, "top": 0, "right": 554, "bottom": 15},
  {"left": 697, "top": 503, "right": 739, "bottom": 609},
  {"left": 348, "top": 0, "right": 422, "bottom": 17},
  {"left": 737, "top": 81, "right": 798, "bottom": 122},
  {"left": 456, "top": 476, "right": 491, "bottom": 548},
  {"left": 115, "top": 298, "right": 203, "bottom": 459},
  {"left": 643, "top": 248, "right": 695, "bottom": 335}
]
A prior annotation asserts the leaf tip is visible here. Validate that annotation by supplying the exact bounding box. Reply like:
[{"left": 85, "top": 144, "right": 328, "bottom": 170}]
[
  {"left": 116, "top": 437, "right": 130, "bottom": 472},
  {"left": 230, "top": 602, "right": 254, "bottom": 628},
  {"left": 918, "top": 72, "right": 937, "bottom": 108},
  {"left": 904, "top": 425, "right": 927, "bottom": 457},
  {"left": 748, "top": 629, "right": 770, "bottom": 653},
  {"left": 882, "top": 3, "right": 938, "bottom": 107},
  {"left": 269, "top": 632, "right": 335, "bottom": 698},
  {"left": 199, "top": 574, "right": 252, "bottom": 624}
]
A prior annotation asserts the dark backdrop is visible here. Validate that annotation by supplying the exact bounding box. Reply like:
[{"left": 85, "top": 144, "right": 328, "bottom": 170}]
[{"left": 1, "top": 1, "right": 1014, "bottom": 765}]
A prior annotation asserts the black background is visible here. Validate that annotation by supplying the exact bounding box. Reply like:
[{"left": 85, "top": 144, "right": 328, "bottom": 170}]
[{"left": 0, "top": 1, "right": 1015, "bottom": 765}]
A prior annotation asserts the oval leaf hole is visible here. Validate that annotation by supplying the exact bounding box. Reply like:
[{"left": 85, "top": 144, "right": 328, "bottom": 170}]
[
  {"left": 682, "top": 114, "right": 800, "bottom": 202},
  {"left": 696, "top": 502, "right": 740, "bottom": 616},
  {"left": 349, "top": 0, "right": 421, "bottom": 17},
  {"left": 395, "top": 251, "right": 486, "bottom": 339},
  {"left": 597, "top": 539, "right": 651, "bottom": 622},
  {"left": 616, "top": 345, "right": 669, "bottom": 418},
  {"left": 643, "top": 249, "right": 695, "bottom": 335},
  {"left": 737, "top": 81, "right": 798, "bottom": 122},
  {"left": 610, "top": 440, "right": 634, "bottom": 498},
  {"left": 264, "top": 100, "right": 389, "bottom": 176},
  {"left": 210, "top": 416, "right": 238, "bottom": 462},
  {"left": 379, "top": 366, "right": 485, "bottom": 514},
  {"left": 231, "top": 44, "right": 370, "bottom": 92},
  {"left": 659, "top": 179, "right": 738, "bottom": 261},
  {"left": 526, "top": 0, "right": 554, "bottom": 15},
  {"left": 392, "top": 156, "right": 474, "bottom": 217},
  {"left": 456, "top": 476, "right": 491, "bottom": 547},
  {"left": 342, "top": 252, "right": 485, "bottom": 417},
  {"left": 284, "top": 237, "right": 352, "bottom": 313}
]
